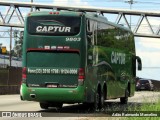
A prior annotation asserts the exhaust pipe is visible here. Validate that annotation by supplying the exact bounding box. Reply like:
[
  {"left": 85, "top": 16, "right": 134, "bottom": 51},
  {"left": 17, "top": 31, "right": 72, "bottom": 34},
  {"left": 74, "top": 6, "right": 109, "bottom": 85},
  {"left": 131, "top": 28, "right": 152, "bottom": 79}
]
[{"left": 30, "top": 94, "right": 36, "bottom": 99}]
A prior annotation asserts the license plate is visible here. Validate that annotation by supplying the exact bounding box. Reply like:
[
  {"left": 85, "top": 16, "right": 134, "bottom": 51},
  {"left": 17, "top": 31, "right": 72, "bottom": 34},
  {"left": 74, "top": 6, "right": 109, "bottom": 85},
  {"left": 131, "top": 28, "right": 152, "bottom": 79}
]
[
  {"left": 141, "top": 87, "right": 145, "bottom": 89},
  {"left": 46, "top": 84, "right": 57, "bottom": 88}
]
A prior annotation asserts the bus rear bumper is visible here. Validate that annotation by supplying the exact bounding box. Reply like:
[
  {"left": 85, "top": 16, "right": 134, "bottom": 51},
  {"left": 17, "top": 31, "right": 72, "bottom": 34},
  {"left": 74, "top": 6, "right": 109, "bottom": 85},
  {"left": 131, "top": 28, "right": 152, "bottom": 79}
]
[{"left": 20, "top": 84, "right": 85, "bottom": 103}]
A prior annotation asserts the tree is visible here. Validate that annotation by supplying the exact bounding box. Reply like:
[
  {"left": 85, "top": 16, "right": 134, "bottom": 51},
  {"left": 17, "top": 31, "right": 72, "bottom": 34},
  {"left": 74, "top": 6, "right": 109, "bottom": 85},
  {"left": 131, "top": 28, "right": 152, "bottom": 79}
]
[{"left": 13, "top": 30, "right": 23, "bottom": 57}]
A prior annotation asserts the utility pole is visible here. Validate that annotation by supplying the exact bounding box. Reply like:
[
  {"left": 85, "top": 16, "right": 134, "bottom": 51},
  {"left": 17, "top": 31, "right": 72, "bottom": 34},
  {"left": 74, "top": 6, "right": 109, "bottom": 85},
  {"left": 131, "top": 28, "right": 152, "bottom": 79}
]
[
  {"left": 127, "top": 0, "right": 134, "bottom": 9},
  {"left": 125, "top": 0, "right": 135, "bottom": 29},
  {"left": 10, "top": 27, "right": 12, "bottom": 67},
  {"left": 31, "top": 0, "right": 33, "bottom": 12}
]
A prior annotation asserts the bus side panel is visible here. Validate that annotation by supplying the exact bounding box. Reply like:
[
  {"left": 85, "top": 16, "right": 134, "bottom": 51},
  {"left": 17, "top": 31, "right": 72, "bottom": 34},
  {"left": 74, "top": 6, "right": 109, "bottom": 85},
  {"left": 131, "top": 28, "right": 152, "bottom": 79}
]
[{"left": 96, "top": 23, "right": 136, "bottom": 99}]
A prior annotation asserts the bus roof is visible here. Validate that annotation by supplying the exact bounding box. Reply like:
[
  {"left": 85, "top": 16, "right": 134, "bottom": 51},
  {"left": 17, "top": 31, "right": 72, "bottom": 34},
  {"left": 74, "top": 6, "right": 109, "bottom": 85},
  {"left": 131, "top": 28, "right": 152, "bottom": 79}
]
[
  {"left": 85, "top": 12, "right": 132, "bottom": 32},
  {"left": 29, "top": 10, "right": 83, "bottom": 17},
  {"left": 28, "top": 10, "right": 132, "bottom": 33}
]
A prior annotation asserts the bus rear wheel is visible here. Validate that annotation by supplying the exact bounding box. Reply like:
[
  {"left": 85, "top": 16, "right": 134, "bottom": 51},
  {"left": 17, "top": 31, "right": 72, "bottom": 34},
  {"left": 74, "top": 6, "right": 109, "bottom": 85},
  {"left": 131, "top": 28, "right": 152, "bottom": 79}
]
[
  {"left": 120, "top": 89, "right": 129, "bottom": 104},
  {"left": 51, "top": 103, "right": 63, "bottom": 110},
  {"left": 100, "top": 91, "right": 105, "bottom": 110},
  {"left": 94, "top": 90, "right": 104, "bottom": 111},
  {"left": 39, "top": 102, "right": 49, "bottom": 109},
  {"left": 94, "top": 92, "right": 100, "bottom": 111}
]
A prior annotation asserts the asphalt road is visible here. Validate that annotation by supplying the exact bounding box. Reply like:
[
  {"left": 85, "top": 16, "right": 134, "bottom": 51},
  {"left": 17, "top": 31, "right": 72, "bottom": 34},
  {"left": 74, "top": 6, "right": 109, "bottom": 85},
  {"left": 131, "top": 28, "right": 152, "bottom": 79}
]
[{"left": 0, "top": 91, "right": 160, "bottom": 120}]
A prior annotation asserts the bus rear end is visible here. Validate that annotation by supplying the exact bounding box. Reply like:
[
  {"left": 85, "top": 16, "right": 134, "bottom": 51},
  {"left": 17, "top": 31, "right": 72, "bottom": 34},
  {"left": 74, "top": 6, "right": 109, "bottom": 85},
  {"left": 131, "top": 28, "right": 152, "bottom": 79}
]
[{"left": 20, "top": 11, "right": 86, "bottom": 108}]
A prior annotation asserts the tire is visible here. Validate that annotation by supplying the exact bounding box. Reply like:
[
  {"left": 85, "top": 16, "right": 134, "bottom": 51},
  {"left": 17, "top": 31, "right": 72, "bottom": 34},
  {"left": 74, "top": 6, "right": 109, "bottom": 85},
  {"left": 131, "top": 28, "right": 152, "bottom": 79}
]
[
  {"left": 50, "top": 103, "right": 63, "bottom": 110},
  {"left": 120, "top": 89, "right": 129, "bottom": 104},
  {"left": 94, "top": 91, "right": 100, "bottom": 111},
  {"left": 55, "top": 103, "right": 63, "bottom": 110},
  {"left": 39, "top": 102, "right": 49, "bottom": 109},
  {"left": 94, "top": 90, "right": 104, "bottom": 111},
  {"left": 20, "top": 95, "right": 23, "bottom": 100},
  {"left": 100, "top": 92, "right": 105, "bottom": 111}
]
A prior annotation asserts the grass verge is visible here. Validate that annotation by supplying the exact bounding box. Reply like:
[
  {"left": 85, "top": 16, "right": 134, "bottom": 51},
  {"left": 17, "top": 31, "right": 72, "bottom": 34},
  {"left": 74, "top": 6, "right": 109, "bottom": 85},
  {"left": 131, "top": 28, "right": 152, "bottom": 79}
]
[{"left": 125, "top": 98, "right": 160, "bottom": 120}]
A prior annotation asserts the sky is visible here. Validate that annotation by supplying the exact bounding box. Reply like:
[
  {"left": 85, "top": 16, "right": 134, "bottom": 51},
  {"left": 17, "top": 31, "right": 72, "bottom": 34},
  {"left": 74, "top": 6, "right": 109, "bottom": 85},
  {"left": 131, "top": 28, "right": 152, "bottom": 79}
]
[{"left": 0, "top": 0, "right": 160, "bottom": 80}]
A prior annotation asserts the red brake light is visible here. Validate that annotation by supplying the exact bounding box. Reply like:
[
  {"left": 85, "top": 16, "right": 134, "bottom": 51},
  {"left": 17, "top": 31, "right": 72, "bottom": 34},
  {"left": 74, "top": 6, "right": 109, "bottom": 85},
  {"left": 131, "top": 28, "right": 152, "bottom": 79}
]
[
  {"left": 49, "top": 12, "right": 53, "bottom": 14},
  {"left": 49, "top": 12, "right": 59, "bottom": 15},
  {"left": 22, "top": 67, "right": 27, "bottom": 84},
  {"left": 55, "top": 12, "right": 59, "bottom": 15},
  {"left": 78, "top": 68, "right": 85, "bottom": 85}
]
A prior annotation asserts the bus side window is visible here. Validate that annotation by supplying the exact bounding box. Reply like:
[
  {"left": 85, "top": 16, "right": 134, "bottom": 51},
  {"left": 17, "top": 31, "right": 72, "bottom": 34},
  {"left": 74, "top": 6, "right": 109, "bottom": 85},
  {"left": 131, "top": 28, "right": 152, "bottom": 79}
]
[
  {"left": 87, "top": 19, "right": 92, "bottom": 46},
  {"left": 87, "top": 19, "right": 91, "bottom": 33},
  {"left": 87, "top": 20, "right": 98, "bottom": 66},
  {"left": 92, "top": 22, "right": 98, "bottom": 65},
  {"left": 87, "top": 19, "right": 93, "bottom": 65}
]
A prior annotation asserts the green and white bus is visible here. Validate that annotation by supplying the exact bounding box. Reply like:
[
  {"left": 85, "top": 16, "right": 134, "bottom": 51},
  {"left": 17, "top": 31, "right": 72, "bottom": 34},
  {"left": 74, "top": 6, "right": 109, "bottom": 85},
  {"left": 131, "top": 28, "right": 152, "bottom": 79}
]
[{"left": 20, "top": 10, "right": 142, "bottom": 110}]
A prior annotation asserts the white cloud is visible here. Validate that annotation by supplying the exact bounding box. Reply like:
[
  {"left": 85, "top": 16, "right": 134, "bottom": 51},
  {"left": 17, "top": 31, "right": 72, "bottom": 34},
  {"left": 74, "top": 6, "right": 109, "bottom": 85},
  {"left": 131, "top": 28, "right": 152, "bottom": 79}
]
[
  {"left": 135, "top": 18, "right": 160, "bottom": 80},
  {"left": 136, "top": 49, "right": 160, "bottom": 80},
  {"left": 136, "top": 38, "right": 160, "bottom": 51},
  {"left": 53, "top": 0, "right": 88, "bottom": 6},
  {"left": 137, "top": 18, "right": 160, "bottom": 34},
  {"left": 135, "top": 38, "right": 160, "bottom": 80},
  {"left": 137, "top": 50, "right": 160, "bottom": 66}
]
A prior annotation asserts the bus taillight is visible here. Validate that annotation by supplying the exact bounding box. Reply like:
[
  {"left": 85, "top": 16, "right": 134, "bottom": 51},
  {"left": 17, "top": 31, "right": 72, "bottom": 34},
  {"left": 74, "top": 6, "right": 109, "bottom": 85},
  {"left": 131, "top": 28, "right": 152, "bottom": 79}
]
[
  {"left": 22, "top": 67, "right": 27, "bottom": 84},
  {"left": 78, "top": 68, "right": 85, "bottom": 86},
  {"left": 49, "top": 12, "right": 59, "bottom": 15}
]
